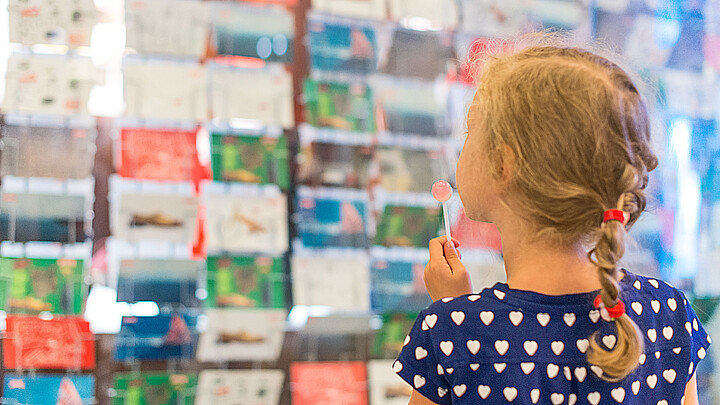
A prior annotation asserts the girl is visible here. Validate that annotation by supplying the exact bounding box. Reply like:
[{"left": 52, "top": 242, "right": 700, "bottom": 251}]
[{"left": 394, "top": 40, "right": 711, "bottom": 404}]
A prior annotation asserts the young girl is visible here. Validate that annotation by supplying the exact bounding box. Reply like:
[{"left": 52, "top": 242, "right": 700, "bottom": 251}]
[{"left": 394, "top": 41, "right": 711, "bottom": 404}]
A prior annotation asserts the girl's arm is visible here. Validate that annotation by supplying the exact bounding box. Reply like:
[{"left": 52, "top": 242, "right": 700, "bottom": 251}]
[
  {"left": 409, "top": 389, "right": 441, "bottom": 405},
  {"left": 683, "top": 373, "right": 699, "bottom": 405}
]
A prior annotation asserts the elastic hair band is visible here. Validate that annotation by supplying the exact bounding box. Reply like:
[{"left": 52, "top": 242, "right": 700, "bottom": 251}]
[
  {"left": 603, "top": 209, "right": 627, "bottom": 224},
  {"left": 594, "top": 294, "right": 626, "bottom": 319}
]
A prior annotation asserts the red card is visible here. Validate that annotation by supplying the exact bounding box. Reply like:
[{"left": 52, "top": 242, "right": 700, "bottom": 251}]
[
  {"left": 3, "top": 316, "right": 95, "bottom": 370},
  {"left": 291, "top": 362, "right": 368, "bottom": 405},
  {"left": 119, "top": 128, "right": 207, "bottom": 184}
]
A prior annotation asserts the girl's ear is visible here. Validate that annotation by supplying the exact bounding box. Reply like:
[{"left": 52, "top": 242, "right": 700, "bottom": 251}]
[{"left": 495, "top": 144, "right": 516, "bottom": 184}]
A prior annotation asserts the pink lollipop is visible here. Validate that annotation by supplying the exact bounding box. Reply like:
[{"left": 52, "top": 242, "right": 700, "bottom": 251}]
[{"left": 432, "top": 180, "right": 453, "bottom": 245}]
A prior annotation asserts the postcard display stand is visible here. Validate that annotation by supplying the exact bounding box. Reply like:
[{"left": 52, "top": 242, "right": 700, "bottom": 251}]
[{"left": 0, "top": 0, "right": 99, "bottom": 403}]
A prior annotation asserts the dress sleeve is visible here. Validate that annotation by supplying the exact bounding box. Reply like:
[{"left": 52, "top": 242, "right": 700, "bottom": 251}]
[
  {"left": 683, "top": 293, "right": 712, "bottom": 381},
  {"left": 394, "top": 309, "right": 452, "bottom": 405}
]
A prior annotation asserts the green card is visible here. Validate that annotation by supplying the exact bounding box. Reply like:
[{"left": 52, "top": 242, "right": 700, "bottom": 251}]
[
  {"left": 206, "top": 256, "right": 285, "bottom": 309},
  {"left": 113, "top": 373, "right": 198, "bottom": 405},
  {"left": 210, "top": 133, "right": 290, "bottom": 190},
  {"left": 373, "top": 205, "right": 442, "bottom": 248}
]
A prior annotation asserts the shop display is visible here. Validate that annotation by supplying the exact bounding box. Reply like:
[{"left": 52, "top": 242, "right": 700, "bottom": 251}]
[
  {"left": 297, "top": 141, "right": 373, "bottom": 189},
  {"left": 125, "top": 0, "right": 208, "bottom": 59},
  {"left": 210, "top": 133, "right": 290, "bottom": 189},
  {"left": 3, "top": 374, "right": 95, "bottom": 404},
  {"left": 2, "top": 54, "right": 95, "bottom": 116},
  {"left": 115, "top": 312, "right": 199, "bottom": 361},
  {"left": 112, "top": 192, "right": 199, "bottom": 243},
  {"left": 7, "top": 0, "right": 97, "bottom": 47},
  {"left": 458, "top": 0, "right": 528, "bottom": 37},
  {"left": 196, "top": 309, "right": 286, "bottom": 362},
  {"left": 290, "top": 362, "right": 368, "bottom": 405},
  {"left": 307, "top": 17, "right": 378, "bottom": 74},
  {"left": 112, "top": 373, "right": 197, "bottom": 405},
  {"left": 291, "top": 253, "right": 371, "bottom": 310},
  {"left": 373, "top": 78, "right": 446, "bottom": 137},
  {"left": 3, "top": 315, "right": 95, "bottom": 370},
  {"left": 118, "top": 128, "right": 204, "bottom": 183},
  {"left": 373, "top": 204, "right": 441, "bottom": 248},
  {"left": 295, "top": 188, "right": 369, "bottom": 249},
  {"left": 206, "top": 256, "right": 286, "bottom": 309},
  {"left": 115, "top": 259, "right": 200, "bottom": 307},
  {"left": 0, "top": 257, "right": 84, "bottom": 314},
  {"left": 303, "top": 79, "right": 374, "bottom": 132},
  {"left": 376, "top": 146, "right": 445, "bottom": 193},
  {"left": 0, "top": 192, "right": 89, "bottom": 243},
  {"left": 380, "top": 28, "right": 455, "bottom": 80},
  {"left": 311, "top": 0, "right": 387, "bottom": 20},
  {"left": 195, "top": 370, "right": 284, "bottom": 405},
  {"left": 387, "top": 0, "right": 459, "bottom": 29},
  {"left": 370, "top": 259, "right": 431, "bottom": 312}
]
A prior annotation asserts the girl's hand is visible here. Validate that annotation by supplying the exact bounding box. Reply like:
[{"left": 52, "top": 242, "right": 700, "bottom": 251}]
[{"left": 423, "top": 236, "right": 472, "bottom": 302}]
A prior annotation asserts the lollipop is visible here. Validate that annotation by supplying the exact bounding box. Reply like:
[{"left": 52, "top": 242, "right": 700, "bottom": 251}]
[{"left": 431, "top": 180, "right": 453, "bottom": 246}]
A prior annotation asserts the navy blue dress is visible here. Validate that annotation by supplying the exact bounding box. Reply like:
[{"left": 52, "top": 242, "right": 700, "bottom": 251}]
[{"left": 395, "top": 270, "right": 710, "bottom": 404}]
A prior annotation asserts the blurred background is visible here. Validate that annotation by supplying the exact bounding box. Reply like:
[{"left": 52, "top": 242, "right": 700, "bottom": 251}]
[{"left": 0, "top": 0, "right": 718, "bottom": 403}]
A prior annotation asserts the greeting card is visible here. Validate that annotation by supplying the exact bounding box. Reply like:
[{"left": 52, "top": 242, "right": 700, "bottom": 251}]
[
  {"left": 196, "top": 309, "right": 286, "bottom": 362},
  {"left": 206, "top": 256, "right": 285, "bottom": 309},
  {"left": 113, "top": 193, "right": 199, "bottom": 243},
  {"left": 124, "top": 60, "right": 208, "bottom": 122},
  {"left": 311, "top": 0, "right": 387, "bottom": 20},
  {"left": 367, "top": 360, "right": 412, "bottom": 405},
  {"left": 210, "top": 133, "right": 290, "bottom": 189},
  {"left": 3, "top": 55, "right": 94, "bottom": 116},
  {"left": 0, "top": 257, "right": 84, "bottom": 314},
  {"left": 196, "top": 370, "right": 284, "bottom": 405},
  {"left": 291, "top": 253, "right": 370, "bottom": 310},
  {"left": 116, "top": 259, "right": 200, "bottom": 307},
  {"left": 307, "top": 17, "right": 378, "bottom": 74},
  {"left": 125, "top": 0, "right": 208, "bottom": 58},
  {"left": 113, "top": 373, "right": 197, "bottom": 405},
  {"left": 303, "top": 79, "right": 374, "bottom": 132},
  {"left": 209, "top": 65, "right": 294, "bottom": 128},
  {"left": 373, "top": 79, "right": 445, "bottom": 137},
  {"left": 458, "top": 0, "right": 529, "bottom": 37},
  {"left": 8, "top": 0, "right": 96, "bottom": 46},
  {"left": 380, "top": 28, "right": 455, "bottom": 80},
  {"left": 295, "top": 190, "right": 369, "bottom": 249},
  {"left": 3, "top": 374, "right": 95, "bottom": 405},
  {"left": 374, "top": 205, "right": 441, "bottom": 248},
  {"left": 370, "top": 259, "right": 431, "bottom": 312},
  {"left": 377, "top": 146, "right": 445, "bottom": 193},
  {"left": 210, "top": 3, "right": 294, "bottom": 62},
  {"left": 115, "top": 312, "right": 199, "bottom": 361},
  {"left": 118, "top": 128, "right": 204, "bottom": 183},
  {"left": 290, "top": 362, "right": 368, "bottom": 405},
  {"left": 3, "top": 315, "right": 95, "bottom": 370},
  {"left": 0, "top": 192, "right": 89, "bottom": 243},
  {"left": 297, "top": 142, "right": 373, "bottom": 189},
  {"left": 204, "top": 193, "right": 288, "bottom": 254},
  {"left": 0, "top": 124, "right": 94, "bottom": 179}
]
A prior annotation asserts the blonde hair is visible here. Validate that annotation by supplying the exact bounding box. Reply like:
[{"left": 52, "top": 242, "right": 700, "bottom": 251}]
[{"left": 471, "top": 36, "right": 657, "bottom": 381}]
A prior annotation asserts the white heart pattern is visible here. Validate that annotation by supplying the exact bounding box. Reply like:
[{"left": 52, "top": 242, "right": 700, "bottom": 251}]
[
  {"left": 437, "top": 364, "right": 444, "bottom": 375},
  {"left": 509, "top": 311, "right": 524, "bottom": 326},
  {"left": 547, "top": 364, "right": 560, "bottom": 379},
  {"left": 564, "top": 366, "right": 572, "bottom": 381},
  {"left": 451, "top": 311, "right": 466, "bottom": 326},
  {"left": 415, "top": 346, "right": 428, "bottom": 360},
  {"left": 495, "top": 340, "right": 509, "bottom": 356},
  {"left": 414, "top": 375, "right": 426, "bottom": 388},
  {"left": 480, "top": 311, "right": 495, "bottom": 326},
  {"left": 649, "top": 279, "right": 659, "bottom": 288},
  {"left": 470, "top": 363, "right": 480, "bottom": 371},
  {"left": 590, "top": 365, "right": 604, "bottom": 378},
  {"left": 673, "top": 347, "right": 682, "bottom": 354},
  {"left": 588, "top": 392, "right": 601, "bottom": 405},
  {"left": 658, "top": 401, "right": 668, "bottom": 405},
  {"left": 569, "top": 393, "right": 577, "bottom": 405},
  {"left": 647, "top": 374, "right": 658, "bottom": 389},
  {"left": 424, "top": 314, "right": 438, "bottom": 329},
  {"left": 530, "top": 389, "right": 540, "bottom": 404},
  {"left": 442, "top": 297, "right": 454, "bottom": 303},
  {"left": 494, "top": 289, "right": 506, "bottom": 300},
  {"left": 685, "top": 322, "right": 692, "bottom": 334},
  {"left": 663, "top": 326, "right": 674, "bottom": 340},
  {"left": 503, "top": 387, "right": 518, "bottom": 402},
  {"left": 639, "top": 354, "right": 646, "bottom": 365},
  {"left": 689, "top": 362, "right": 694, "bottom": 376},
  {"left": 698, "top": 347, "right": 706, "bottom": 359},
  {"left": 524, "top": 340, "right": 538, "bottom": 356},
  {"left": 603, "top": 335, "right": 617, "bottom": 350},
  {"left": 632, "top": 302, "right": 643, "bottom": 315},
  {"left": 633, "top": 280, "right": 641, "bottom": 290},
  {"left": 453, "top": 384, "right": 467, "bottom": 397},
  {"left": 632, "top": 380, "right": 640, "bottom": 395},
  {"left": 647, "top": 328, "right": 657, "bottom": 343},
  {"left": 551, "top": 341, "right": 565, "bottom": 355},
  {"left": 467, "top": 340, "right": 481, "bottom": 355},
  {"left": 438, "top": 387, "right": 448, "bottom": 398},
  {"left": 404, "top": 336, "right": 411, "bottom": 346},
  {"left": 564, "top": 312, "right": 577, "bottom": 326},
  {"left": 494, "top": 363, "right": 507, "bottom": 373},
  {"left": 468, "top": 294, "right": 481, "bottom": 302},
  {"left": 551, "top": 393, "right": 564, "bottom": 405},
  {"left": 576, "top": 339, "right": 590, "bottom": 353},
  {"left": 574, "top": 367, "right": 587, "bottom": 382},
  {"left": 589, "top": 309, "right": 601, "bottom": 323},
  {"left": 478, "top": 385, "right": 491, "bottom": 399},
  {"left": 537, "top": 313, "right": 550, "bottom": 327},
  {"left": 421, "top": 320, "right": 429, "bottom": 331},
  {"left": 611, "top": 388, "right": 625, "bottom": 403},
  {"left": 663, "top": 369, "right": 677, "bottom": 384},
  {"left": 393, "top": 360, "right": 403, "bottom": 373},
  {"left": 440, "top": 341, "right": 454, "bottom": 356},
  {"left": 655, "top": 351, "right": 661, "bottom": 359},
  {"left": 521, "top": 362, "right": 535, "bottom": 375},
  {"left": 667, "top": 298, "right": 678, "bottom": 311},
  {"left": 446, "top": 367, "right": 454, "bottom": 374},
  {"left": 694, "top": 318, "right": 699, "bottom": 331},
  {"left": 651, "top": 300, "right": 661, "bottom": 313}
]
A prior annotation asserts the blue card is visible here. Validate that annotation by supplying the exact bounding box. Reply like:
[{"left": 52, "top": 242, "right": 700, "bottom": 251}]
[
  {"left": 115, "top": 312, "right": 199, "bottom": 361},
  {"left": 3, "top": 374, "right": 95, "bottom": 405}
]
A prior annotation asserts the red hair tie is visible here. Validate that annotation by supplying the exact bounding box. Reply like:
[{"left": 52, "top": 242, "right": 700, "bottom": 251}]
[
  {"left": 594, "top": 295, "right": 626, "bottom": 319},
  {"left": 603, "top": 209, "right": 627, "bottom": 225}
]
